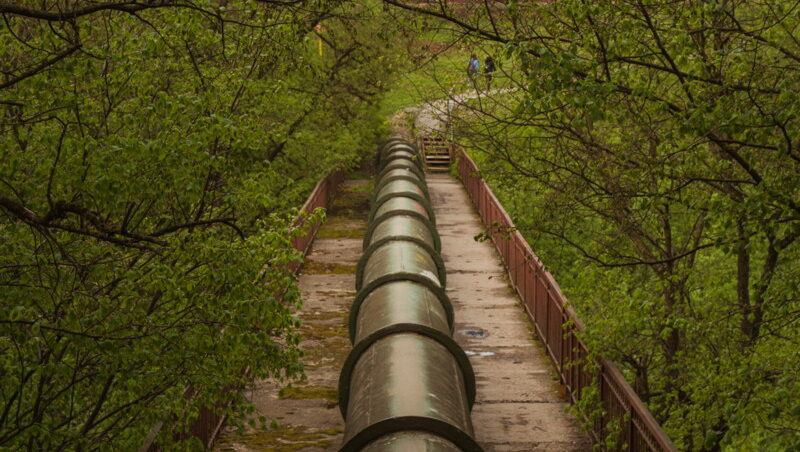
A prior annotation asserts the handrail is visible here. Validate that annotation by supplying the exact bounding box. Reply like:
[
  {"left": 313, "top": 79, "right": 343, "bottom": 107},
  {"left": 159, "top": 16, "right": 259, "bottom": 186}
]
[
  {"left": 455, "top": 149, "right": 676, "bottom": 452},
  {"left": 142, "top": 169, "right": 346, "bottom": 451}
]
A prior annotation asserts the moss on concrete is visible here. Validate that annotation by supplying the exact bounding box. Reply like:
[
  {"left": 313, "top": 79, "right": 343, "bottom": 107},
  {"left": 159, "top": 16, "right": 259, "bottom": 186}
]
[
  {"left": 299, "top": 319, "right": 348, "bottom": 340},
  {"left": 314, "top": 218, "right": 366, "bottom": 239},
  {"left": 301, "top": 261, "right": 357, "bottom": 275},
  {"left": 279, "top": 385, "right": 339, "bottom": 408},
  {"left": 302, "top": 337, "right": 351, "bottom": 370},
  {"left": 216, "top": 425, "right": 342, "bottom": 451}
]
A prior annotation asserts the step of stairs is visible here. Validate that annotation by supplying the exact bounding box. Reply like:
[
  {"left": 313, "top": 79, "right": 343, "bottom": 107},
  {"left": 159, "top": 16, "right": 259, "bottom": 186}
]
[{"left": 419, "top": 136, "right": 452, "bottom": 172}]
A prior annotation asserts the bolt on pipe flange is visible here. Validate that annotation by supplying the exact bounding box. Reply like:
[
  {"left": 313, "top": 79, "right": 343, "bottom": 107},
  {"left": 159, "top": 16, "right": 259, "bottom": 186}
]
[{"left": 338, "top": 333, "right": 480, "bottom": 452}]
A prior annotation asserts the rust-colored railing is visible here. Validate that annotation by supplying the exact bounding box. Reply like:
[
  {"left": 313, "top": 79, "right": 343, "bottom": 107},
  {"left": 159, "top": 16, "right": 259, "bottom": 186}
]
[
  {"left": 142, "top": 170, "right": 345, "bottom": 451},
  {"left": 455, "top": 149, "right": 676, "bottom": 452},
  {"left": 291, "top": 170, "right": 346, "bottom": 259}
]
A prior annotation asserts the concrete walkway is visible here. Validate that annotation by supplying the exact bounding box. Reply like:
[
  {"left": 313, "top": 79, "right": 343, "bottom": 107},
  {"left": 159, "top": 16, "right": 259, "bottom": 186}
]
[
  {"left": 428, "top": 173, "right": 592, "bottom": 452},
  {"left": 215, "top": 175, "right": 372, "bottom": 452}
]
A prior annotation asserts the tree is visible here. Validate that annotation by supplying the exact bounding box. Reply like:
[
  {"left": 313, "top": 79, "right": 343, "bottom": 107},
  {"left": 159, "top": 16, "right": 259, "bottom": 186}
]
[
  {"left": 384, "top": 0, "right": 800, "bottom": 449},
  {"left": 1, "top": 0, "right": 399, "bottom": 449}
]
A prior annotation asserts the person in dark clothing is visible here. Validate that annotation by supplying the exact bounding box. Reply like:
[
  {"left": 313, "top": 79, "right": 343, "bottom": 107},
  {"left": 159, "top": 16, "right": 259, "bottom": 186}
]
[
  {"left": 467, "top": 54, "right": 480, "bottom": 88},
  {"left": 484, "top": 56, "right": 496, "bottom": 90}
]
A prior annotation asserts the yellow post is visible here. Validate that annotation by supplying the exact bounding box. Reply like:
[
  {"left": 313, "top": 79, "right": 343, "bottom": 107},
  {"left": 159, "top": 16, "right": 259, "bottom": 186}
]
[{"left": 318, "top": 37, "right": 323, "bottom": 57}]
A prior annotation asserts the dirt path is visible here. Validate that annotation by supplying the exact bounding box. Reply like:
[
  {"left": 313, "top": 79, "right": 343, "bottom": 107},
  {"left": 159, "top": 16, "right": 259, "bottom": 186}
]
[{"left": 408, "top": 88, "right": 516, "bottom": 135}]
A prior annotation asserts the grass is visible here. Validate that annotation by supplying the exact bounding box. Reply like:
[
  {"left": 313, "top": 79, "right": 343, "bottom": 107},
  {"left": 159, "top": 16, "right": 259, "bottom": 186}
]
[{"left": 379, "top": 30, "right": 518, "bottom": 120}]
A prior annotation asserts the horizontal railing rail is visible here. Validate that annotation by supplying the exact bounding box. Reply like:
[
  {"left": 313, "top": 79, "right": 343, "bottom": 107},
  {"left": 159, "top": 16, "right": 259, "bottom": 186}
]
[
  {"left": 142, "top": 169, "right": 345, "bottom": 451},
  {"left": 455, "top": 149, "right": 676, "bottom": 452}
]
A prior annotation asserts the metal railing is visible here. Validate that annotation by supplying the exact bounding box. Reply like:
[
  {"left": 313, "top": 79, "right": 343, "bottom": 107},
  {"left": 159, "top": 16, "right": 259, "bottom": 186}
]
[
  {"left": 455, "top": 149, "right": 676, "bottom": 452},
  {"left": 143, "top": 169, "right": 345, "bottom": 451}
]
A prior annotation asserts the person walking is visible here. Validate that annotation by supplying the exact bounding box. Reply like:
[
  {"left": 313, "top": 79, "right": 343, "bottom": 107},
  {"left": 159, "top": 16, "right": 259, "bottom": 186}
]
[
  {"left": 467, "top": 54, "right": 480, "bottom": 88},
  {"left": 484, "top": 55, "right": 496, "bottom": 90}
]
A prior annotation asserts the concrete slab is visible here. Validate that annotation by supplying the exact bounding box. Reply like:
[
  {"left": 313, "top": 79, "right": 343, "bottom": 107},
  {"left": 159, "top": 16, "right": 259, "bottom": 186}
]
[{"left": 427, "top": 173, "right": 592, "bottom": 452}]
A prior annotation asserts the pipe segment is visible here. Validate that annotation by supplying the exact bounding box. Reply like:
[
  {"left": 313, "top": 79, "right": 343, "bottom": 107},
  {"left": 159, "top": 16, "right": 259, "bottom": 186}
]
[
  {"left": 372, "top": 179, "right": 429, "bottom": 209},
  {"left": 362, "top": 213, "right": 441, "bottom": 254},
  {"left": 374, "top": 168, "right": 427, "bottom": 194},
  {"left": 369, "top": 189, "right": 435, "bottom": 226},
  {"left": 355, "top": 239, "right": 446, "bottom": 293},
  {"left": 338, "top": 334, "right": 481, "bottom": 452},
  {"left": 378, "top": 144, "right": 420, "bottom": 171},
  {"left": 379, "top": 141, "right": 419, "bottom": 161},
  {"left": 377, "top": 159, "right": 426, "bottom": 184},
  {"left": 371, "top": 195, "right": 435, "bottom": 225},
  {"left": 347, "top": 280, "right": 454, "bottom": 343},
  {"left": 338, "top": 330, "right": 476, "bottom": 417},
  {"left": 339, "top": 139, "right": 481, "bottom": 452},
  {"left": 379, "top": 151, "right": 422, "bottom": 173},
  {"left": 360, "top": 432, "right": 463, "bottom": 452}
]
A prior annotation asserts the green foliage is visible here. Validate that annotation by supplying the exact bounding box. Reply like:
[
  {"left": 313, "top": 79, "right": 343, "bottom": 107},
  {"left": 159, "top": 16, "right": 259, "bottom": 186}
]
[
  {"left": 406, "top": 0, "right": 800, "bottom": 449},
  {"left": 0, "top": 0, "right": 400, "bottom": 449}
]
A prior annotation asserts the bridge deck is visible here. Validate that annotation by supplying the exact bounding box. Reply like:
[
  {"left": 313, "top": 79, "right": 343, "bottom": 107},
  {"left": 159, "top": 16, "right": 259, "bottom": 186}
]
[
  {"left": 217, "top": 170, "right": 591, "bottom": 451},
  {"left": 428, "top": 173, "right": 592, "bottom": 452}
]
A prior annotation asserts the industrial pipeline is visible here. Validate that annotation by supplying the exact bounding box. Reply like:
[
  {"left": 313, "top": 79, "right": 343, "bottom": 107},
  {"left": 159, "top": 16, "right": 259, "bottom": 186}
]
[{"left": 338, "top": 139, "right": 483, "bottom": 452}]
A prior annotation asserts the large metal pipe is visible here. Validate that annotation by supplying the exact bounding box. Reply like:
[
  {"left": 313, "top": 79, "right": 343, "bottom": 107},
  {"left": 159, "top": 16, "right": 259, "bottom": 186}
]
[
  {"left": 338, "top": 334, "right": 481, "bottom": 452},
  {"left": 372, "top": 179, "right": 429, "bottom": 211},
  {"left": 339, "top": 139, "right": 481, "bottom": 452},
  {"left": 360, "top": 432, "right": 463, "bottom": 452},
  {"left": 377, "top": 160, "right": 426, "bottom": 185},
  {"left": 355, "top": 239, "right": 446, "bottom": 293},
  {"left": 362, "top": 213, "right": 441, "bottom": 253},
  {"left": 375, "top": 168, "right": 427, "bottom": 194},
  {"left": 379, "top": 150, "right": 422, "bottom": 173},
  {"left": 379, "top": 141, "right": 419, "bottom": 163},
  {"left": 369, "top": 193, "right": 436, "bottom": 227},
  {"left": 370, "top": 196, "right": 435, "bottom": 230},
  {"left": 347, "top": 280, "right": 453, "bottom": 342}
]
